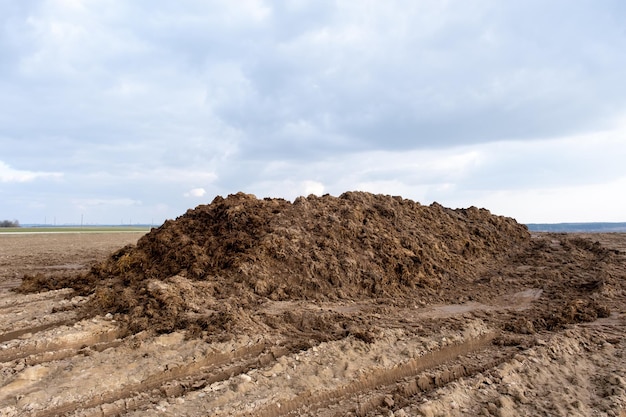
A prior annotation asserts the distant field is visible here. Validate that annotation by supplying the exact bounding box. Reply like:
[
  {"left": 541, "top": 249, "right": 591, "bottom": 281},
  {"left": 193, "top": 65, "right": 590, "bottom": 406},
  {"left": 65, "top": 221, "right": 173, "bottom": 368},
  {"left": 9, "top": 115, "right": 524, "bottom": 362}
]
[
  {"left": 526, "top": 222, "right": 626, "bottom": 232},
  {"left": 0, "top": 226, "right": 151, "bottom": 233}
]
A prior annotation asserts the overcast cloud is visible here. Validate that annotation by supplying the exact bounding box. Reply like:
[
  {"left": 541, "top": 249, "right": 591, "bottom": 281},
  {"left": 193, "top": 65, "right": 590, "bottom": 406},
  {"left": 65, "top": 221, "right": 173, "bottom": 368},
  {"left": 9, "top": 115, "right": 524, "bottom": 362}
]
[{"left": 2, "top": 0, "right": 626, "bottom": 225}]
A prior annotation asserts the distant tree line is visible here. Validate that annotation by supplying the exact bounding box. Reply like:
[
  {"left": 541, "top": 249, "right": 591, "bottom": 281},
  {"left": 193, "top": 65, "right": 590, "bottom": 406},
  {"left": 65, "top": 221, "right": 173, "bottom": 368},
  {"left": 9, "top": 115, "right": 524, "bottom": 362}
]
[{"left": 0, "top": 219, "right": 20, "bottom": 227}]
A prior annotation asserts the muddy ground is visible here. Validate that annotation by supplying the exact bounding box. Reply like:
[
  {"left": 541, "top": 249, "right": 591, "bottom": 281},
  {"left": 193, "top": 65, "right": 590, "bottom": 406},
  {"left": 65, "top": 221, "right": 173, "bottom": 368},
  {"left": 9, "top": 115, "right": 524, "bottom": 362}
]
[{"left": 1, "top": 193, "right": 626, "bottom": 416}]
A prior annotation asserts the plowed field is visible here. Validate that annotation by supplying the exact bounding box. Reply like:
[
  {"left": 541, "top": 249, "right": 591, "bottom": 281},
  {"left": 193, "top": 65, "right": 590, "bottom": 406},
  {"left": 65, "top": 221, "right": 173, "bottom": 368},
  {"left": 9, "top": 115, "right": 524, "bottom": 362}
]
[{"left": 1, "top": 194, "right": 626, "bottom": 416}]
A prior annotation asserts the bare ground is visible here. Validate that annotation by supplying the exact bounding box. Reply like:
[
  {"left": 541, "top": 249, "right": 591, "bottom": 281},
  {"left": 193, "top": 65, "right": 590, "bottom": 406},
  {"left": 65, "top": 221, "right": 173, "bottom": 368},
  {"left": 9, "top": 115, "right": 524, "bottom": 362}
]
[{"left": 1, "top": 194, "right": 626, "bottom": 417}]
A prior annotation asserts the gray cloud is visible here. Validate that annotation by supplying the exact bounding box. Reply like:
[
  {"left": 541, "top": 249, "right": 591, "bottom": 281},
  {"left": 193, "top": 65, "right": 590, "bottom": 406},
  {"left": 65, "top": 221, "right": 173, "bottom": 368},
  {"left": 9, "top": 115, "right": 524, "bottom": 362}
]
[{"left": 1, "top": 0, "right": 626, "bottom": 223}]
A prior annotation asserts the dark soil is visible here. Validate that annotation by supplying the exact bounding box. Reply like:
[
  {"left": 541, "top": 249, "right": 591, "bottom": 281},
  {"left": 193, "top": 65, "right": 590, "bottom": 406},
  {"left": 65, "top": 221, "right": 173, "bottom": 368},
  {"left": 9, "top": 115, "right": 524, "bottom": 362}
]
[{"left": 18, "top": 192, "right": 623, "bottom": 338}]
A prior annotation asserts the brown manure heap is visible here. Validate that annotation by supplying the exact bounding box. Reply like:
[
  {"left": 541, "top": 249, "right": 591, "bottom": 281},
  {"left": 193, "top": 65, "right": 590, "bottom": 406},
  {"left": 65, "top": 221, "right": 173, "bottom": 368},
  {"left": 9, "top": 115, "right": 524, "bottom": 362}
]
[
  {"left": 7, "top": 192, "right": 626, "bottom": 417},
  {"left": 50, "top": 191, "right": 529, "bottom": 334}
]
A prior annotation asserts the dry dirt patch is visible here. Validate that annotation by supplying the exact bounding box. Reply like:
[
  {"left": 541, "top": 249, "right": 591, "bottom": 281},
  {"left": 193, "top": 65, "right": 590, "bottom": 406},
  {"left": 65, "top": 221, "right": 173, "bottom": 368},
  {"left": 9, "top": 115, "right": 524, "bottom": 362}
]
[{"left": 0, "top": 232, "right": 145, "bottom": 293}]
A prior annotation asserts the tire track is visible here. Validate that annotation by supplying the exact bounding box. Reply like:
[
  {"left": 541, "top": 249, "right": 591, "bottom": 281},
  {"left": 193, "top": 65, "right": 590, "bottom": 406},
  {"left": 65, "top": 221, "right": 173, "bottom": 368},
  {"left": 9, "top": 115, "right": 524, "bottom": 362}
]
[
  {"left": 0, "top": 319, "right": 122, "bottom": 362},
  {"left": 246, "top": 332, "right": 497, "bottom": 417},
  {"left": 347, "top": 346, "right": 519, "bottom": 417},
  {"left": 29, "top": 340, "right": 311, "bottom": 417},
  {"left": 0, "top": 319, "right": 75, "bottom": 345},
  {"left": 74, "top": 343, "right": 306, "bottom": 417},
  {"left": 0, "top": 289, "right": 74, "bottom": 310},
  {"left": 0, "top": 327, "right": 124, "bottom": 364}
]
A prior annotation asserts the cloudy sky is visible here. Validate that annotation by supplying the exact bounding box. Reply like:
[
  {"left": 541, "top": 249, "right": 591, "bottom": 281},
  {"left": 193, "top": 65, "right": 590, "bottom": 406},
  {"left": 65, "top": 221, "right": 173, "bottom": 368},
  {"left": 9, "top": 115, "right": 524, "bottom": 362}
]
[{"left": 2, "top": 0, "right": 626, "bottom": 225}]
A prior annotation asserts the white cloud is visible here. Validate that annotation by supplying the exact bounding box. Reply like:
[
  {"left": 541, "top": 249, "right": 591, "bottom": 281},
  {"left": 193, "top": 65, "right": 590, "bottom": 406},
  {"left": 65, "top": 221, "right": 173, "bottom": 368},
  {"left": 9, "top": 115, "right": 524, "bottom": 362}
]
[
  {"left": 184, "top": 188, "right": 207, "bottom": 198},
  {"left": 0, "top": 161, "right": 62, "bottom": 183},
  {"left": 467, "top": 177, "right": 626, "bottom": 224},
  {"left": 302, "top": 180, "right": 324, "bottom": 196}
]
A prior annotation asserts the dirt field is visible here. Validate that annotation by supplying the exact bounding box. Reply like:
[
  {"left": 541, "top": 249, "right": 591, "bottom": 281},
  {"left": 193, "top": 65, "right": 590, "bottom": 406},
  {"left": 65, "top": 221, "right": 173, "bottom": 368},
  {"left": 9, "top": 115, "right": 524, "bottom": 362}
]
[{"left": 1, "top": 193, "right": 626, "bottom": 416}]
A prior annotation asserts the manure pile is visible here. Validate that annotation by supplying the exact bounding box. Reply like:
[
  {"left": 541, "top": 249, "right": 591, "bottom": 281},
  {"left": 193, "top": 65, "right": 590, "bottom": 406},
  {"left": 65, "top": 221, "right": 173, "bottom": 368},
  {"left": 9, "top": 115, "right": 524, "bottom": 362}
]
[
  {"left": 6, "top": 193, "right": 626, "bottom": 416},
  {"left": 74, "top": 192, "right": 530, "bottom": 333}
]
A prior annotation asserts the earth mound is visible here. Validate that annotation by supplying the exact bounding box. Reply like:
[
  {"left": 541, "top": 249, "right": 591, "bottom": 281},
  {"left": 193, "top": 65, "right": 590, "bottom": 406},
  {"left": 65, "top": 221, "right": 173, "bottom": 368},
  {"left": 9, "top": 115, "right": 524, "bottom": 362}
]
[{"left": 69, "top": 192, "right": 528, "bottom": 333}]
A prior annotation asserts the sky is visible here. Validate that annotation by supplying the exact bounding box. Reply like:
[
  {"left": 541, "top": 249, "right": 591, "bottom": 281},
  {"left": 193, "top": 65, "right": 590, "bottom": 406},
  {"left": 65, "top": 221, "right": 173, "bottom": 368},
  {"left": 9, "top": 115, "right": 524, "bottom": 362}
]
[{"left": 2, "top": 0, "right": 626, "bottom": 225}]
